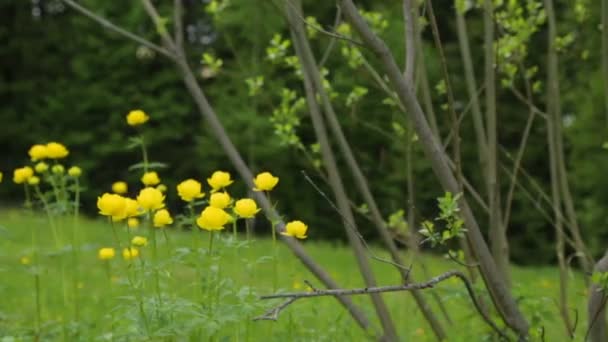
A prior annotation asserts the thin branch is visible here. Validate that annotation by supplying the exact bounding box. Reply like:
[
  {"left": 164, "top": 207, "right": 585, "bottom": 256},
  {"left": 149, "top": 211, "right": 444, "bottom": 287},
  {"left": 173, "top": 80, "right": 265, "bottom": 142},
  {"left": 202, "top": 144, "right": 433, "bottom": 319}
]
[
  {"left": 61, "top": 0, "right": 175, "bottom": 60},
  {"left": 258, "top": 270, "right": 509, "bottom": 340},
  {"left": 253, "top": 297, "right": 298, "bottom": 321},
  {"left": 403, "top": 0, "right": 416, "bottom": 83},
  {"left": 318, "top": 5, "right": 342, "bottom": 68},
  {"left": 174, "top": 0, "right": 184, "bottom": 54}
]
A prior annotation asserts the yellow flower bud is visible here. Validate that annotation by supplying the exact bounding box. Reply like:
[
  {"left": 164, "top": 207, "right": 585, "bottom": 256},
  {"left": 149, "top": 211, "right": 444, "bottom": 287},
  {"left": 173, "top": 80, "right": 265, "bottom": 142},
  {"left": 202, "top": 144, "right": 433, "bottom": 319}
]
[
  {"left": 98, "top": 248, "right": 116, "bottom": 260},
  {"left": 281, "top": 220, "right": 308, "bottom": 239},
  {"left": 46, "top": 142, "right": 69, "bottom": 159},
  {"left": 13, "top": 166, "right": 34, "bottom": 184},
  {"left": 28, "top": 144, "right": 48, "bottom": 161},
  {"left": 112, "top": 181, "right": 128, "bottom": 194},
  {"left": 253, "top": 172, "right": 279, "bottom": 191},
  {"left": 122, "top": 247, "right": 139, "bottom": 261},
  {"left": 126, "top": 109, "right": 149, "bottom": 126},
  {"left": 156, "top": 184, "right": 167, "bottom": 193},
  {"left": 27, "top": 176, "right": 40, "bottom": 186},
  {"left": 196, "top": 206, "right": 231, "bottom": 231},
  {"left": 51, "top": 164, "right": 65, "bottom": 174},
  {"left": 0, "top": 171, "right": 3, "bottom": 183},
  {"left": 127, "top": 217, "right": 140, "bottom": 229},
  {"left": 209, "top": 192, "right": 231, "bottom": 209},
  {"left": 68, "top": 166, "right": 82, "bottom": 177},
  {"left": 20, "top": 256, "right": 31, "bottom": 265},
  {"left": 141, "top": 171, "right": 160, "bottom": 186},
  {"left": 153, "top": 209, "right": 173, "bottom": 228},
  {"left": 234, "top": 198, "right": 260, "bottom": 218},
  {"left": 136, "top": 187, "right": 165, "bottom": 211},
  {"left": 176, "top": 179, "right": 205, "bottom": 202},
  {"left": 131, "top": 236, "right": 148, "bottom": 247},
  {"left": 34, "top": 162, "right": 49, "bottom": 173},
  {"left": 207, "top": 171, "right": 233, "bottom": 192}
]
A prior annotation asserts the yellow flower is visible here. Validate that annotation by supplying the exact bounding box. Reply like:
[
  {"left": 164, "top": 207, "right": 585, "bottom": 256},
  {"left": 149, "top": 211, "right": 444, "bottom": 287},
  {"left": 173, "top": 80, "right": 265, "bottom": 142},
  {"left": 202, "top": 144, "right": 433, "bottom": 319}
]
[
  {"left": 253, "top": 172, "right": 279, "bottom": 191},
  {"left": 207, "top": 171, "right": 233, "bottom": 192},
  {"left": 122, "top": 247, "right": 139, "bottom": 261},
  {"left": 0, "top": 171, "right": 3, "bottom": 183},
  {"left": 34, "top": 162, "right": 49, "bottom": 173},
  {"left": 156, "top": 184, "right": 167, "bottom": 193},
  {"left": 176, "top": 179, "right": 205, "bottom": 202},
  {"left": 141, "top": 171, "right": 160, "bottom": 186},
  {"left": 13, "top": 166, "right": 34, "bottom": 184},
  {"left": 209, "top": 192, "right": 231, "bottom": 209},
  {"left": 98, "top": 248, "right": 116, "bottom": 260},
  {"left": 131, "top": 236, "right": 148, "bottom": 247},
  {"left": 20, "top": 256, "right": 31, "bottom": 265},
  {"left": 153, "top": 209, "right": 173, "bottom": 228},
  {"left": 127, "top": 217, "right": 140, "bottom": 229},
  {"left": 51, "top": 164, "right": 65, "bottom": 174},
  {"left": 126, "top": 109, "right": 149, "bottom": 126},
  {"left": 68, "top": 166, "right": 82, "bottom": 177},
  {"left": 46, "top": 142, "right": 69, "bottom": 159},
  {"left": 282, "top": 220, "right": 308, "bottom": 239},
  {"left": 97, "top": 193, "right": 127, "bottom": 220},
  {"left": 124, "top": 198, "right": 141, "bottom": 218},
  {"left": 112, "top": 181, "right": 128, "bottom": 194},
  {"left": 28, "top": 144, "right": 48, "bottom": 161},
  {"left": 27, "top": 176, "right": 40, "bottom": 186},
  {"left": 136, "top": 187, "right": 165, "bottom": 211},
  {"left": 196, "top": 206, "right": 230, "bottom": 231},
  {"left": 234, "top": 198, "right": 260, "bottom": 218}
]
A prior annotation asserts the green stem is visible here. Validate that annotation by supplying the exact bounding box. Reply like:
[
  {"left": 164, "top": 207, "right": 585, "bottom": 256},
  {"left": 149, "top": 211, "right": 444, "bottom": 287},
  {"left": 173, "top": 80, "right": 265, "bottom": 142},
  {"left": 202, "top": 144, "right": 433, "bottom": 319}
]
[
  {"left": 149, "top": 213, "right": 162, "bottom": 314},
  {"left": 140, "top": 134, "right": 149, "bottom": 173},
  {"left": 71, "top": 178, "right": 81, "bottom": 328}
]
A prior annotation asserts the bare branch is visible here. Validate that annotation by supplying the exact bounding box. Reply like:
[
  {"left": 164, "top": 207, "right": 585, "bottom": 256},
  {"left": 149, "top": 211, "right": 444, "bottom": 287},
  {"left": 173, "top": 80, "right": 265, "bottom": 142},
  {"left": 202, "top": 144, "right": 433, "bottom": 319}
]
[
  {"left": 318, "top": 5, "right": 342, "bottom": 68},
  {"left": 61, "top": 0, "right": 175, "bottom": 60},
  {"left": 402, "top": 0, "right": 416, "bottom": 82},
  {"left": 174, "top": 0, "right": 184, "bottom": 54}
]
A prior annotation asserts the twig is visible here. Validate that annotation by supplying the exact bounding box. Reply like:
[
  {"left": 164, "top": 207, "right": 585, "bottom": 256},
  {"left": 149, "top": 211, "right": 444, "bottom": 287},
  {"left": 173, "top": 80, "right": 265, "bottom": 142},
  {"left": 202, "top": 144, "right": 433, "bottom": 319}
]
[
  {"left": 403, "top": 0, "right": 416, "bottom": 83},
  {"left": 318, "top": 5, "right": 342, "bottom": 68},
  {"left": 61, "top": 0, "right": 175, "bottom": 60},
  {"left": 446, "top": 250, "right": 480, "bottom": 269},
  {"left": 302, "top": 171, "right": 412, "bottom": 274},
  {"left": 258, "top": 270, "right": 509, "bottom": 340}
]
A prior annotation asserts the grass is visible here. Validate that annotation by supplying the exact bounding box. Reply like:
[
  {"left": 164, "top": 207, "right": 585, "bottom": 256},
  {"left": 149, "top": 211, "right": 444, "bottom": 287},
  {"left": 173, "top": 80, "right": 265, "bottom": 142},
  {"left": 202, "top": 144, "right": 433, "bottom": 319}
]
[{"left": 0, "top": 208, "right": 591, "bottom": 341}]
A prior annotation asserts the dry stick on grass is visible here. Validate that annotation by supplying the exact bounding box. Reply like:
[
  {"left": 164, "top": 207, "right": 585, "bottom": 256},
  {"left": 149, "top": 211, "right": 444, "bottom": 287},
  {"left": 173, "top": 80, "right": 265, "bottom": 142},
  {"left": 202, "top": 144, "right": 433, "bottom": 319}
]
[
  {"left": 61, "top": 0, "right": 374, "bottom": 333},
  {"left": 338, "top": 0, "right": 529, "bottom": 336},
  {"left": 255, "top": 270, "right": 509, "bottom": 341}
]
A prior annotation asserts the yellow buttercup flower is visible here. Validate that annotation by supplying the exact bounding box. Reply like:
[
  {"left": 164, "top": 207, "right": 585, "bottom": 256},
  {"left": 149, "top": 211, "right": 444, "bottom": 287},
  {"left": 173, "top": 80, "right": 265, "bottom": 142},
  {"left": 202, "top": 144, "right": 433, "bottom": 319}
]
[
  {"left": 131, "top": 236, "right": 148, "bottom": 247},
  {"left": 282, "top": 220, "right": 308, "bottom": 239},
  {"left": 153, "top": 209, "right": 173, "bottom": 228},
  {"left": 13, "top": 166, "right": 34, "bottom": 184},
  {"left": 136, "top": 187, "right": 165, "bottom": 211},
  {"left": 51, "top": 164, "right": 65, "bottom": 174},
  {"left": 196, "top": 206, "right": 230, "bottom": 231},
  {"left": 27, "top": 176, "right": 40, "bottom": 186},
  {"left": 68, "top": 166, "right": 82, "bottom": 177},
  {"left": 124, "top": 198, "right": 141, "bottom": 218},
  {"left": 234, "top": 198, "right": 260, "bottom": 218},
  {"left": 253, "top": 172, "right": 279, "bottom": 191},
  {"left": 141, "top": 171, "right": 160, "bottom": 186},
  {"left": 97, "top": 193, "right": 127, "bottom": 220},
  {"left": 98, "top": 248, "right": 116, "bottom": 260},
  {"left": 29, "top": 144, "right": 48, "bottom": 161},
  {"left": 126, "top": 109, "right": 149, "bottom": 126},
  {"left": 127, "top": 217, "right": 140, "bottom": 229},
  {"left": 34, "top": 162, "right": 48, "bottom": 173},
  {"left": 46, "top": 142, "right": 69, "bottom": 159},
  {"left": 112, "top": 181, "right": 128, "bottom": 194},
  {"left": 176, "top": 179, "right": 205, "bottom": 202},
  {"left": 207, "top": 171, "right": 233, "bottom": 192},
  {"left": 122, "top": 247, "right": 139, "bottom": 261},
  {"left": 209, "top": 192, "right": 231, "bottom": 209}
]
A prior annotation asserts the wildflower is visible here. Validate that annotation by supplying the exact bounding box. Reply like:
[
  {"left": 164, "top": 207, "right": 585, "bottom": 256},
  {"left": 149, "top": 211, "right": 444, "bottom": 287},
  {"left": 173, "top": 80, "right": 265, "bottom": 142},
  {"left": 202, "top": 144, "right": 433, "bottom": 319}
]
[
  {"left": 34, "top": 162, "right": 49, "bottom": 173},
  {"left": 136, "top": 187, "right": 165, "bottom": 211},
  {"left": 141, "top": 171, "right": 160, "bottom": 186},
  {"left": 27, "top": 176, "right": 40, "bottom": 186},
  {"left": 28, "top": 144, "right": 48, "bottom": 161},
  {"left": 176, "top": 179, "right": 205, "bottom": 202},
  {"left": 282, "top": 220, "right": 308, "bottom": 239},
  {"left": 97, "top": 193, "right": 127, "bottom": 220},
  {"left": 234, "top": 198, "right": 260, "bottom": 218},
  {"left": 122, "top": 247, "right": 139, "bottom": 261},
  {"left": 127, "top": 217, "right": 140, "bottom": 229},
  {"left": 131, "top": 236, "right": 148, "bottom": 247},
  {"left": 253, "top": 172, "right": 279, "bottom": 191},
  {"left": 68, "top": 166, "right": 82, "bottom": 177},
  {"left": 207, "top": 171, "right": 233, "bottom": 192},
  {"left": 46, "top": 142, "right": 69, "bottom": 159},
  {"left": 112, "top": 181, "right": 128, "bottom": 194},
  {"left": 20, "top": 256, "right": 31, "bottom": 265},
  {"left": 124, "top": 198, "right": 141, "bottom": 217},
  {"left": 196, "top": 206, "right": 230, "bottom": 231},
  {"left": 51, "top": 164, "right": 65, "bottom": 174},
  {"left": 153, "top": 209, "right": 173, "bottom": 228},
  {"left": 156, "top": 184, "right": 167, "bottom": 193},
  {"left": 209, "top": 192, "right": 231, "bottom": 209},
  {"left": 13, "top": 166, "right": 34, "bottom": 184},
  {"left": 126, "top": 109, "right": 149, "bottom": 126},
  {"left": 98, "top": 248, "right": 116, "bottom": 260}
]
